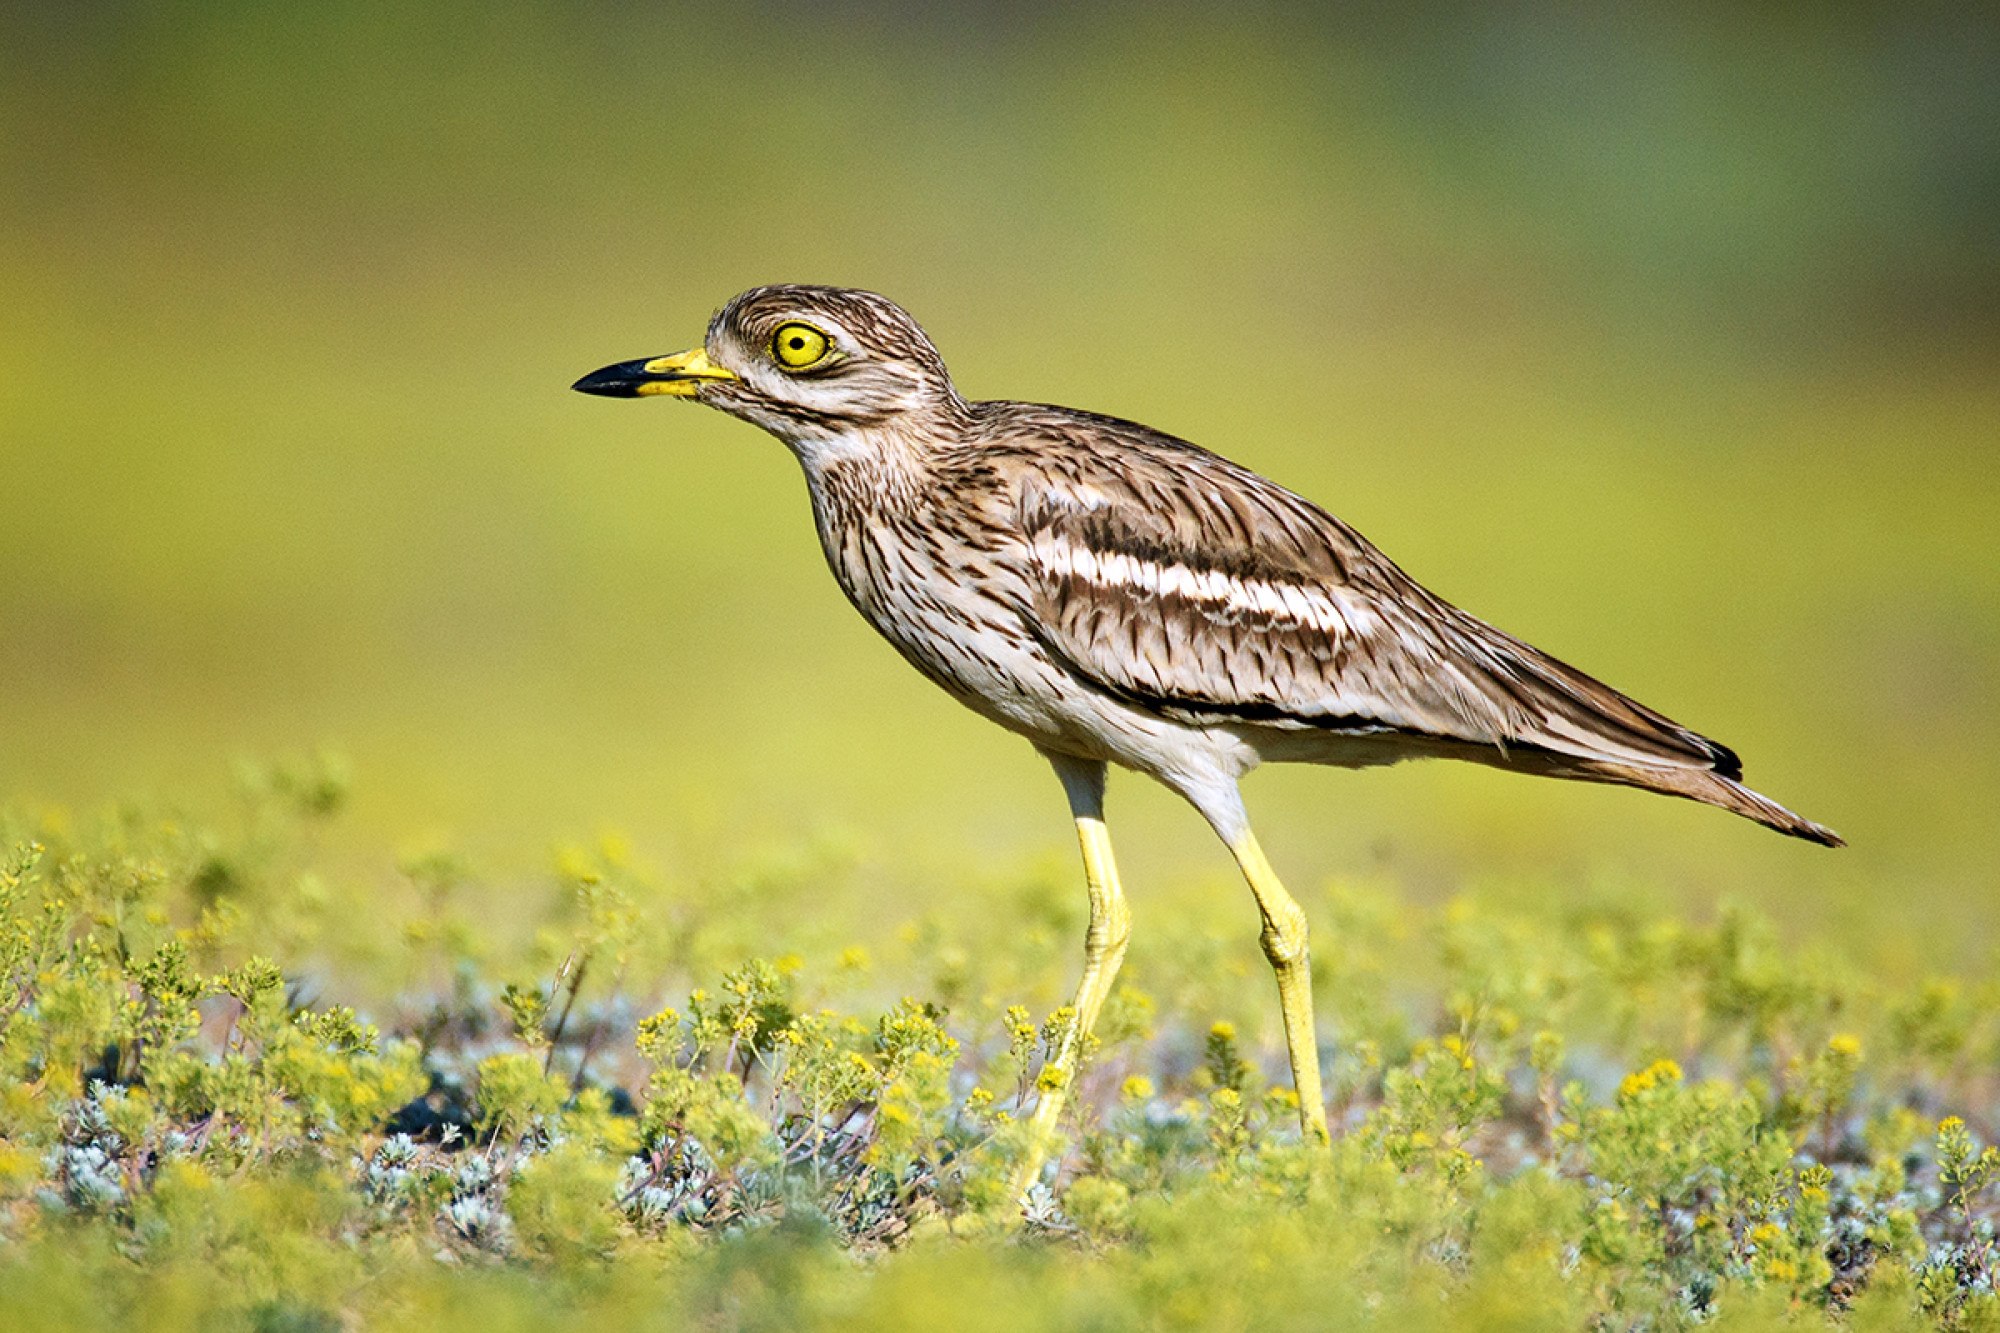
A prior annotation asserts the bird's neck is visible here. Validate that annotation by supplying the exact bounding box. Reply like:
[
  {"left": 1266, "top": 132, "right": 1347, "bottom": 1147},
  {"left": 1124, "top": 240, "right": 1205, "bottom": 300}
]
[
  {"left": 791, "top": 427, "right": 931, "bottom": 512},
  {"left": 781, "top": 405, "right": 967, "bottom": 505}
]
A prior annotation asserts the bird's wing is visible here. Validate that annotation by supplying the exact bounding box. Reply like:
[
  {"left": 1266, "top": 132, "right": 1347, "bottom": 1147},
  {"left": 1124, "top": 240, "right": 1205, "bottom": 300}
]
[{"left": 1009, "top": 425, "right": 1737, "bottom": 775}]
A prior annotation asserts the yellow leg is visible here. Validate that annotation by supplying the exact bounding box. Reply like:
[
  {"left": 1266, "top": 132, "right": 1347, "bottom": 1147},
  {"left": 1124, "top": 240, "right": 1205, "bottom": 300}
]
[
  {"left": 1227, "top": 830, "right": 1330, "bottom": 1144},
  {"left": 1015, "top": 756, "right": 1132, "bottom": 1197}
]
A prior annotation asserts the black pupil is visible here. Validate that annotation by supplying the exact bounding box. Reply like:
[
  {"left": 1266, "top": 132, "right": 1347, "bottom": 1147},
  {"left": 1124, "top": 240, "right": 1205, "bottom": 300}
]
[{"left": 788, "top": 336, "right": 805, "bottom": 350}]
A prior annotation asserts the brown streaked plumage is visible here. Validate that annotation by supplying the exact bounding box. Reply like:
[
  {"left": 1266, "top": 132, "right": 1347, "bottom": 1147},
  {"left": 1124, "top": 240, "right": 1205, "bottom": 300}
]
[{"left": 574, "top": 284, "right": 1841, "bottom": 1195}]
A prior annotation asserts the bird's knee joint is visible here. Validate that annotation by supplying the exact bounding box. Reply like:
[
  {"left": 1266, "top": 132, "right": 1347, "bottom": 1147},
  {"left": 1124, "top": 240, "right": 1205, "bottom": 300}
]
[
  {"left": 1086, "top": 910, "right": 1133, "bottom": 956},
  {"left": 1259, "top": 915, "right": 1310, "bottom": 969}
]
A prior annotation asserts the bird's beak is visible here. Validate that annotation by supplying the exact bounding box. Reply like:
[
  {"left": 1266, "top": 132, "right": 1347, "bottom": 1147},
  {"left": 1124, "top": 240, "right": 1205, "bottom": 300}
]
[{"left": 571, "top": 348, "right": 738, "bottom": 398}]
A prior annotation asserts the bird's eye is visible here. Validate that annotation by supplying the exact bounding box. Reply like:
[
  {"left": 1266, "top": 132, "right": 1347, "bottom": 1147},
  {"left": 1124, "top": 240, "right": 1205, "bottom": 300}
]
[{"left": 770, "top": 322, "right": 832, "bottom": 370}]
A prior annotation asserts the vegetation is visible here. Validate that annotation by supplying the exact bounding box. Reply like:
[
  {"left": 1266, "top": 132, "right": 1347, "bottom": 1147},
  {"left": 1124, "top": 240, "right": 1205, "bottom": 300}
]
[{"left": 0, "top": 758, "right": 1994, "bottom": 1330}]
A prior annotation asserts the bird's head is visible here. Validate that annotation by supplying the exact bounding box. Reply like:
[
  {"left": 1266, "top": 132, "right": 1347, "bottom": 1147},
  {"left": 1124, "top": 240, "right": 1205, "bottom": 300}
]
[{"left": 572, "top": 285, "right": 965, "bottom": 448}]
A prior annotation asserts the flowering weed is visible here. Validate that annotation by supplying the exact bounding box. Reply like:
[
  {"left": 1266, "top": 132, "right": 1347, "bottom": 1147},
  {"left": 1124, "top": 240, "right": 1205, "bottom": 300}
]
[{"left": 0, "top": 775, "right": 1994, "bottom": 1329}]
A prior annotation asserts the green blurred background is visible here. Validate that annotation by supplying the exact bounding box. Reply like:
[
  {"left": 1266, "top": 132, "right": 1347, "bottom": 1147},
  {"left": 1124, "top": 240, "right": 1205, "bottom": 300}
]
[{"left": 3, "top": 3, "right": 1996, "bottom": 959}]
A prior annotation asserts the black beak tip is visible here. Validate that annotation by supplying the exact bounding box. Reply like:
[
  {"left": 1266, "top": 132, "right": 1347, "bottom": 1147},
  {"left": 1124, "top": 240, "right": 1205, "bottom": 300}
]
[
  {"left": 572, "top": 358, "right": 640, "bottom": 394},
  {"left": 571, "top": 359, "right": 651, "bottom": 397}
]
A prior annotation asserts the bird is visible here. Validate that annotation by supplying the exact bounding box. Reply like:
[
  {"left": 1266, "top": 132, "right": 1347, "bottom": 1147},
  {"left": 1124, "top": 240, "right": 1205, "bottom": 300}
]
[{"left": 573, "top": 284, "right": 1840, "bottom": 1190}]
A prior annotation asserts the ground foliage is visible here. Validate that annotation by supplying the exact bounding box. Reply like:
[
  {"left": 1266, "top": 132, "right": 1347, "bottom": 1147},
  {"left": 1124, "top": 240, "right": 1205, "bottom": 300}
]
[{"left": 1, "top": 761, "right": 1996, "bottom": 1331}]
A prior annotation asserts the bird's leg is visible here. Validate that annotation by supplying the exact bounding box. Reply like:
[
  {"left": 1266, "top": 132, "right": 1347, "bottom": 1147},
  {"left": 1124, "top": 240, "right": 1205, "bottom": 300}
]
[
  {"left": 1015, "top": 753, "right": 1132, "bottom": 1197},
  {"left": 1226, "top": 829, "right": 1331, "bottom": 1144}
]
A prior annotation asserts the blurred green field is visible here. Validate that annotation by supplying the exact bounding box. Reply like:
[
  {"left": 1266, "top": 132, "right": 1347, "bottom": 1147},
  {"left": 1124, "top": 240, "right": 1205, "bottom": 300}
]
[{"left": 5, "top": 3, "right": 1998, "bottom": 955}]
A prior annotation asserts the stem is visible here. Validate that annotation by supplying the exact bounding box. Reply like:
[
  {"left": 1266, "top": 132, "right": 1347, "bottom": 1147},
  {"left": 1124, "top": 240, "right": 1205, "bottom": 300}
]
[{"left": 543, "top": 952, "right": 590, "bottom": 1078}]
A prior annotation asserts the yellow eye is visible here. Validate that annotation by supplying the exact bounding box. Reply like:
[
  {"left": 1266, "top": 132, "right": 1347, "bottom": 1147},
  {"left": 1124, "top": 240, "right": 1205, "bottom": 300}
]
[{"left": 771, "top": 321, "right": 832, "bottom": 370}]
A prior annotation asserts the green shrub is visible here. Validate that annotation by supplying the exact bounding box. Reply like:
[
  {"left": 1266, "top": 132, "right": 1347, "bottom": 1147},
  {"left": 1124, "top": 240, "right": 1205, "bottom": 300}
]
[{"left": 1, "top": 776, "right": 1997, "bottom": 1329}]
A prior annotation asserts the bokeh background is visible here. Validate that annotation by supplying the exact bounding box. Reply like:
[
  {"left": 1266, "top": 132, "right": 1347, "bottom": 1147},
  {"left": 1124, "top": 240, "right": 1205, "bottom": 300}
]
[{"left": 3, "top": 2, "right": 1996, "bottom": 963}]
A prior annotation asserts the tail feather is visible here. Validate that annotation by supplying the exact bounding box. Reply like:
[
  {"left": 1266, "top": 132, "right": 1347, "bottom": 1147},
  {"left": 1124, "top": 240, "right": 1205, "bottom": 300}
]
[
  {"left": 1581, "top": 761, "right": 1844, "bottom": 847},
  {"left": 1430, "top": 616, "right": 1842, "bottom": 846}
]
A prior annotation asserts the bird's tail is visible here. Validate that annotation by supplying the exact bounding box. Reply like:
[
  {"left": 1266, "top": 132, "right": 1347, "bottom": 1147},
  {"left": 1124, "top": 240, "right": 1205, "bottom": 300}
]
[{"left": 1579, "top": 760, "right": 1844, "bottom": 847}]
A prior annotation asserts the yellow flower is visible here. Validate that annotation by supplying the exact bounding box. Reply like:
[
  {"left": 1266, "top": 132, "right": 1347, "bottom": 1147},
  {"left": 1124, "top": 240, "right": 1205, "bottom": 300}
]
[
  {"left": 553, "top": 844, "right": 600, "bottom": 884},
  {"left": 1618, "top": 1058, "right": 1684, "bottom": 1099},
  {"left": 1121, "top": 1076, "right": 1156, "bottom": 1102},
  {"left": 597, "top": 829, "right": 632, "bottom": 866}
]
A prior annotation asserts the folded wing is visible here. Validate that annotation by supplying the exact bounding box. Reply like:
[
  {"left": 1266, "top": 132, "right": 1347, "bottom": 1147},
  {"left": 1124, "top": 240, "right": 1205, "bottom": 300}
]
[{"left": 1013, "top": 434, "right": 1740, "bottom": 777}]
